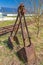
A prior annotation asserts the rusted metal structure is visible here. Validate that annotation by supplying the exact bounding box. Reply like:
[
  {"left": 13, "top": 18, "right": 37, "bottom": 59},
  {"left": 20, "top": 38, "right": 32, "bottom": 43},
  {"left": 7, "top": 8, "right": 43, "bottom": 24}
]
[
  {"left": 9, "top": 3, "right": 31, "bottom": 47},
  {"left": 8, "top": 4, "right": 37, "bottom": 65}
]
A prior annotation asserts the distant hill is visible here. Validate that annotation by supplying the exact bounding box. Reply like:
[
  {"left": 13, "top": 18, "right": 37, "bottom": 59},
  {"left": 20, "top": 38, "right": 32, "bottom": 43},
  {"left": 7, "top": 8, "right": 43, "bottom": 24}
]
[
  {"left": 0, "top": 7, "right": 35, "bottom": 14},
  {"left": 0, "top": 7, "right": 17, "bottom": 14},
  {"left": 0, "top": 7, "right": 42, "bottom": 14}
]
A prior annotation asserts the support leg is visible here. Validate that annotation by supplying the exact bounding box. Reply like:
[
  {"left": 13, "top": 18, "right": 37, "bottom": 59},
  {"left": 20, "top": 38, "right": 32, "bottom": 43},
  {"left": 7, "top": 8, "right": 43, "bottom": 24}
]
[
  {"left": 23, "top": 15, "right": 31, "bottom": 46},
  {"left": 10, "top": 15, "right": 19, "bottom": 36},
  {"left": 14, "top": 18, "right": 21, "bottom": 35},
  {"left": 20, "top": 16, "right": 26, "bottom": 47},
  {"left": 13, "top": 15, "right": 21, "bottom": 45}
]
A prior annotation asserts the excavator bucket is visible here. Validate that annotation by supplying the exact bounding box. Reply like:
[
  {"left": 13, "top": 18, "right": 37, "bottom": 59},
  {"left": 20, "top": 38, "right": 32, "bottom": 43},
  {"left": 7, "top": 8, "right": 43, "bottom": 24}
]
[{"left": 17, "top": 43, "right": 37, "bottom": 65}]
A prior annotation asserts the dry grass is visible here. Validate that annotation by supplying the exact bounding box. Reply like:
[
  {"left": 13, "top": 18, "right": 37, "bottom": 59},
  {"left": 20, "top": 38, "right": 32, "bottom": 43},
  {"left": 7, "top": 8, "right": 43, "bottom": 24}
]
[{"left": 0, "top": 15, "right": 43, "bottom": 65}]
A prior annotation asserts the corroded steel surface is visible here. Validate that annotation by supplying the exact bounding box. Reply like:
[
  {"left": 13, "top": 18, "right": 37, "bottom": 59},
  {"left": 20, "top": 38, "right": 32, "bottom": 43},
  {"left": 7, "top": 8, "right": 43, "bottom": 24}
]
[{"left": 17, "top": 43, "right": 37, "bottom": 65}]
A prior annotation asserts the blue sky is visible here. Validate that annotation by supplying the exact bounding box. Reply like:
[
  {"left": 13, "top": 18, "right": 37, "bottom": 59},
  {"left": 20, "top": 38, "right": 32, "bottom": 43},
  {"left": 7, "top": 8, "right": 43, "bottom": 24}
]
[
  {"left": 0, "top": 0, "right": 39, "bottom": 8},
  {"left": 0, "top": 0, "right": 43, "bottom": 13}
]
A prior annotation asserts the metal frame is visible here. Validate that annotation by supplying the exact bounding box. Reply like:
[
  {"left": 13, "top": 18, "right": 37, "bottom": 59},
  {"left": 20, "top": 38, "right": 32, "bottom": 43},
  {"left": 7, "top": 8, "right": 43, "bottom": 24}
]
[{"left": 10, "top": 6, "right": 32, "bottom": 47}]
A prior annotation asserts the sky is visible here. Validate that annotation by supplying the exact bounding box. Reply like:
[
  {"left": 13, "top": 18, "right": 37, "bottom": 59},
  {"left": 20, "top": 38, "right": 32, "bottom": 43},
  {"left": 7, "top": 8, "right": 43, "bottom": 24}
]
[
  {"left": 0, "top": 0, "right": 39, "bottom": 8},
  {"left": 0, "top": 0, "right": 43, "bottom": 13}
]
